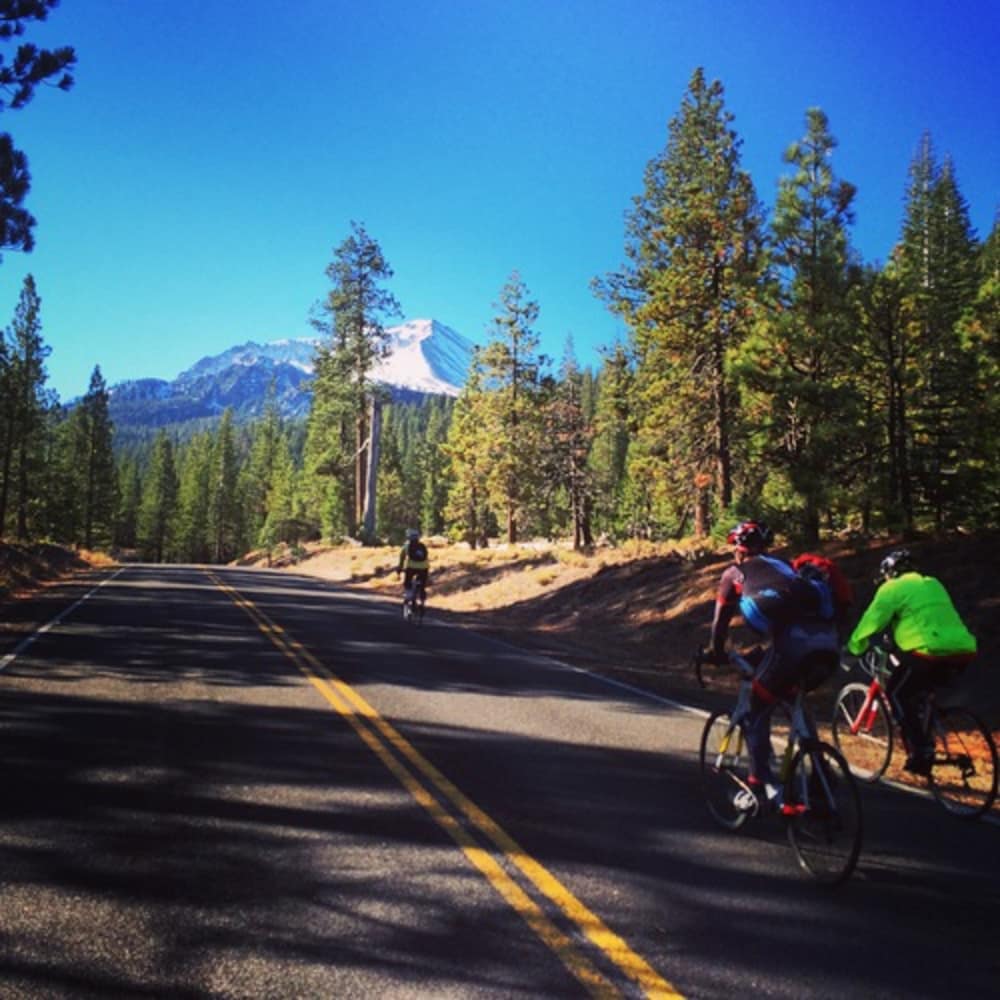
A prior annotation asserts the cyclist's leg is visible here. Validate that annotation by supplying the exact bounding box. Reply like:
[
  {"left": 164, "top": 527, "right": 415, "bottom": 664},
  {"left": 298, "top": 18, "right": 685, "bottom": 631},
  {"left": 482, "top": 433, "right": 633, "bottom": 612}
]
[
  {"left": 888, "top": 654, "right": 936, "bottom": 771},
  {"left": 747, "top": 643, "right": 796, "bottom": 788}
]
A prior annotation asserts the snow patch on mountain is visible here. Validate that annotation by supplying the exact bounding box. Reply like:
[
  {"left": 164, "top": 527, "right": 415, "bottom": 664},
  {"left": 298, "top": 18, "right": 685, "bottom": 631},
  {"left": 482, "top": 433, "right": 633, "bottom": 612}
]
[
  {"left": 175, "top": 318, "right": 474, "bottom": 397},
  {"left": 370, "top": 319, "right": 471, "bottom": 396}
]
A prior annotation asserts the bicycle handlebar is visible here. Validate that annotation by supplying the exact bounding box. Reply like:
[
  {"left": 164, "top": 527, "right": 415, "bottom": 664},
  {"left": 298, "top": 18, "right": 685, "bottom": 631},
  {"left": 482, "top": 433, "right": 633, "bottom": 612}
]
[{"left": 693, "top": 648, "right": 754, "bottom": 688}]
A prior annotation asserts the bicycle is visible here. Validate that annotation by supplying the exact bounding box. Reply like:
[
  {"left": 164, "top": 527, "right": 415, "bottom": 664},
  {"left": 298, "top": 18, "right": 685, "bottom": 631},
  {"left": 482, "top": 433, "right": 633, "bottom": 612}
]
[
  {"left": 402, "top": 577, "right": 426, "bottom": 625},
  {"left": 696, "top": 648, "right": 863, "bottom": 885},
  {"left": 831, "top": 644, "right": 998, "bottom": 819}
]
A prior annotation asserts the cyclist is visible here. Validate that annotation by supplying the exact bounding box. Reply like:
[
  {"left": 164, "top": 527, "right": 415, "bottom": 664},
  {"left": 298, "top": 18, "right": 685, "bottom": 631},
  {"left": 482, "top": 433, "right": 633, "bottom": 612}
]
[
  {"left": 846, "top": 549, "right": 977, "bottom": 774},
  {"left": 396, "top": 528, "right": 430, "bottom": 608},
  {"left": 705, "top": 520, "right": 840, "bottom": 811}
]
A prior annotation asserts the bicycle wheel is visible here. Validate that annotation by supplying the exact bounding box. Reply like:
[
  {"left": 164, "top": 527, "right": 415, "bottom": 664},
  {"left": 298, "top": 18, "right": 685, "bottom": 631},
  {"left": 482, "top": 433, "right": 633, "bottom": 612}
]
[
  {"left": 927, "top": 706, "right": 998, "bottom": 819},
  {"left": 402, "top": 597, "right": 413, "bottom": 622},
  {"left": 699, "top": 711, "right": 753, "bottom": 831},
  {"left": 831, "top": 683, "right": 893, "bottom": 783},
  {"left": 784, "top": 742, "right": 862, "bottom": 885}
]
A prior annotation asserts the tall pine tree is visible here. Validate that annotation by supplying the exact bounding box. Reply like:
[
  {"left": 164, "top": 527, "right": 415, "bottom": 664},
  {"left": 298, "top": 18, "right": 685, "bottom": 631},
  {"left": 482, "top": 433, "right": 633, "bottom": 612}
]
[
  {"left": 302, "top": 222, "right": 400, "bottom": 541},
  {"left": 737, "top": 108, "right": 861, "bottom": 541},
  {"left": 595, "top": 68, "right": 768, "bottom": 536}
]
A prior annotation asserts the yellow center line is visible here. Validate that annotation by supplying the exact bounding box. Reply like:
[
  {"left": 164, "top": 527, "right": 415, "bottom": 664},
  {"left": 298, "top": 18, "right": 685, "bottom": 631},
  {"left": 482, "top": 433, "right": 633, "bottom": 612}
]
[{"left": 210, "top": 573, "right": 652, "bottom": 998}]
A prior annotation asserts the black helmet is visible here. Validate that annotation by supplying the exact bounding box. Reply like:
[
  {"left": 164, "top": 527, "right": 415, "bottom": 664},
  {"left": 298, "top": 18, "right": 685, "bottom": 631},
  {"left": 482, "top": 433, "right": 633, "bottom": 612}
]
[
  {"left": 726, "top": 520, "right": 773, "bottom": 552},
  {"left": 879, "top": 549, "right": 913, "bottom": 581}
]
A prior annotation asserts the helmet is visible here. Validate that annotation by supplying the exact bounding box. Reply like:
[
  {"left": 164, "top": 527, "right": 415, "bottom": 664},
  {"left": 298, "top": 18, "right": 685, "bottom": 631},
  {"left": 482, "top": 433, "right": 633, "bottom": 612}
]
[
  {"left": 879, "top": 549, "right": 913, "bottom": 581},
  {"left": 405, "top": 528, "right": 420, "bottom": 540},
  {"left": 726, "top": 520, "right": 773, "bottom": 552}
]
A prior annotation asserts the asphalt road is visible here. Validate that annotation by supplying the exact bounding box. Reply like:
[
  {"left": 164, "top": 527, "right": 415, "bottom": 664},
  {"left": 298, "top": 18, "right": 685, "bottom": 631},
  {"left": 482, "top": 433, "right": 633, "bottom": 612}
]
[{"left": 0, "top": 565, "right": 996, "bottom": 999}]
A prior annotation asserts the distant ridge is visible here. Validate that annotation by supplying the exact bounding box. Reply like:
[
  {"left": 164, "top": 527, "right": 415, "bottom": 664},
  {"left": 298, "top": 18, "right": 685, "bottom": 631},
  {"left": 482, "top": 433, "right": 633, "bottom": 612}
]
[{"left": 104, "top": 319, "right": 474, "bottom": 439}]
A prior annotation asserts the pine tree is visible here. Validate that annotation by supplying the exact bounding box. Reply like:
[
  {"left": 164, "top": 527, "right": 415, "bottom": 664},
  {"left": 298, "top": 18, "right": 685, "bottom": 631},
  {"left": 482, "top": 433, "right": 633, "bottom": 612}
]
[
  {"left": 478, "top": 272, "right": 548, "bottom": 544},
  {"left": 0, "top": 274, "right": 50, "bottom": 539},
  {"left": 114, "top": 456, "right": 142, "bottom": 550},
  {"left": 595, "top": 68, "right": 768, "bottom": 536},
  {"left": 898, "top": 136, "right": 981, "bottom": 529},
  {"left": 588, "top": 343, "right": 633, "bottom": 540},
  {"left": 853, "top": 261, "right": 914, "bottom": 533},
  {"left": 208, "top": 409, "right": 239, "bottom": 562},
  {"left": 258, "top": 433, "right": 299, "bottom": 557},
  {"left": 76, "top": 365, "right": 117, "bottom": 549},
  {"left": 957, "top": 214, "right": 1000, "bottom": 524},
  {"left": 0, "top": 1, "right": 75, "bottom": 259},
  {"left": 175, "top": 431, "right": 213, "bottom": 562},
  {"left": 443, "top": 353, "right": 495, "bottom": 548},
  {"left": 419, "top": 397, "right": 453, "bottom": 536},
  {"left": 303, "top": 222, "right": 400, "bottom": 540},
  {"left": 542, "top": 340, "right": 593, "bottom": 549},
  {"left": 138, "top": 431, "right": 178, "bottom": 562},
  {"left": 737, "top": 108, "right": 861, "bottom": 541},
  {"left": 241, "top": 387, "right": 286, "bottom": 547}
]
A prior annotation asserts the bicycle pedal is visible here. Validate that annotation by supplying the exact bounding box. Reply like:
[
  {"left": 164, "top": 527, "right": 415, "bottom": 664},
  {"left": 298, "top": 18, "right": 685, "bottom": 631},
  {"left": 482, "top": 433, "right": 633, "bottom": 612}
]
[{"left": 780, "top": 803, "right": 809, "bottom": 817}]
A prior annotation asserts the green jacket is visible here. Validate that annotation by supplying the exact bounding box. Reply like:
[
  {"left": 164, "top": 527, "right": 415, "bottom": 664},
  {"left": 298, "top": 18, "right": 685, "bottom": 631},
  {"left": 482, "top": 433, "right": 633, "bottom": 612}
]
[{"left": 847, "top": 572, "right": 977, "bottom": 657}]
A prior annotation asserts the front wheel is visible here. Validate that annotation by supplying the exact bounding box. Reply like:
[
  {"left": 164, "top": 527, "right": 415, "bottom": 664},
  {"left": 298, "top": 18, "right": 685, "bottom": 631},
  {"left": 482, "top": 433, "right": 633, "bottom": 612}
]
[
  {"left": 831, "top": 683, "right": 893, "bottom": 783},
  {"left": 699, "top": 711, "right": 752, "bottom": 831},
  {"left": 784, "top": 742, "right": 862, "bottom": 885},
  {"left": 927, "top": 706, "right": 998, "bottom": 819}
]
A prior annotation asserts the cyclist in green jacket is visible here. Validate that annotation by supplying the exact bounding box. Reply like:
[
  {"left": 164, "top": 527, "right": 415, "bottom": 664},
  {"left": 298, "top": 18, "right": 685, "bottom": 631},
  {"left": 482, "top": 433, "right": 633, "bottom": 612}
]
[{"left": 846, "top": 549, "right": 977, "bottom": 773}]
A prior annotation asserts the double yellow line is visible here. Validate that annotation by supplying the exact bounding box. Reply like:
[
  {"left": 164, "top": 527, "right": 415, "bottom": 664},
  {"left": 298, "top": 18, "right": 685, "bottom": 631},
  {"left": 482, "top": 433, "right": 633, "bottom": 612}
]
[{"left": 211, "top": 573, "right": 682, "bottom": 999}]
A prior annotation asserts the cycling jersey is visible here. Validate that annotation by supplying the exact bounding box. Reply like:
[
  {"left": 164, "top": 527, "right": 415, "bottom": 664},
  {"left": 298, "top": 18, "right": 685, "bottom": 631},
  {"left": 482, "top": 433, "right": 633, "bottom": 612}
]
[
  {"left": 397, "top": 540, "right": 429, "bottom": 572},
  {"left": 847, "top": 572, "right": 977, "bottom": 657}
]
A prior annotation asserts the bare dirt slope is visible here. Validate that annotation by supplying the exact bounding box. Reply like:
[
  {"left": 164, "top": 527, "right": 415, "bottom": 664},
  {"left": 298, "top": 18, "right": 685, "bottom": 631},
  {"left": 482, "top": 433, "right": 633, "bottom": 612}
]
[{"left": 255, "top": 533, "right": 1000, "bottom": 732}]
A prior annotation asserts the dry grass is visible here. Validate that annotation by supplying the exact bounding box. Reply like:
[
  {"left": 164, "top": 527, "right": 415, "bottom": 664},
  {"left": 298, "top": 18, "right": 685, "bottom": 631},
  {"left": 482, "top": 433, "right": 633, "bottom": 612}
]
[{"left": 248, "top": 538, "right": 702, "bottom": 614}]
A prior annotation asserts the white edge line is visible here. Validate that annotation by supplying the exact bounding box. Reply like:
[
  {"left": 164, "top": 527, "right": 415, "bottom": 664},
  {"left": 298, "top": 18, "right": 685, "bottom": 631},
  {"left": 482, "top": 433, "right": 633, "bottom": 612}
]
[
  {"left": 228, "top": 574, "right": 1000, "bottom": 827},
  {"left": 0, "top": 567, "right": 125, "bottom": 673}
]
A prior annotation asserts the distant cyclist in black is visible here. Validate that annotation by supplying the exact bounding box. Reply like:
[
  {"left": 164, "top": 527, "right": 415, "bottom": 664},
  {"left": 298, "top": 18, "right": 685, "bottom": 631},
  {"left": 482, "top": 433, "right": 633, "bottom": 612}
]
[{"left": 706, "top": 521, "right": 839, "bottom": 810}]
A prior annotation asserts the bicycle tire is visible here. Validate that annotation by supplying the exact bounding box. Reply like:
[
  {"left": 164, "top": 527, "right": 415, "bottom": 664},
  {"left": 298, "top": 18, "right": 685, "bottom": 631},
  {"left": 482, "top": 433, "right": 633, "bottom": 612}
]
[
  {"left": 784, "top": 741, "right": 862, "bottom": 885},
  {"left": 927, "top": 706, "right": 998, "bottom": 819},
  {"left": 831, "top": 682, "right": 893, "bottom": 783},
  {"left": 699, "top": 711, "right": 752, "bottom": 831}
]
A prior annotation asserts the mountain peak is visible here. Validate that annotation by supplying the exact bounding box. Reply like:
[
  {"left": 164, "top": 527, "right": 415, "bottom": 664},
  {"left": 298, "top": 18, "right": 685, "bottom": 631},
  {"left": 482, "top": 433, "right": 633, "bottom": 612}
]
[{"left": 105, "top": 318, "right": 475, "bottom": 438}]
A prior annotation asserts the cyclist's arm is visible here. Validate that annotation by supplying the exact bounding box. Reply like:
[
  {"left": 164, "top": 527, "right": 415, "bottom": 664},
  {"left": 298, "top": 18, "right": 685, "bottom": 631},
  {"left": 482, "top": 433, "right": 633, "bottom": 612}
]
[
  {"left": 846, "top": 583, "right": 899, "bottom": 655},
  {"left": 709, "top": 566, "right": 741, "bottom": 657}
]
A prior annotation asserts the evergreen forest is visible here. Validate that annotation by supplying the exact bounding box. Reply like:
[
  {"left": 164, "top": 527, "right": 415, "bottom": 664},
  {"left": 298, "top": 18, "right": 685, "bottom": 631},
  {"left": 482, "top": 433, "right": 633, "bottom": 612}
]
[{"left": 2, "top": 68, "right": 998, "bottom": 561}]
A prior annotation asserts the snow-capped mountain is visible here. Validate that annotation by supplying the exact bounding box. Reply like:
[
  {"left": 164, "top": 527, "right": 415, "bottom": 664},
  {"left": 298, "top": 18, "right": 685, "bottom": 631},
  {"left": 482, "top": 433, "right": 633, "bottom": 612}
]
[{"left": 107, "top": 319, "right": 474, "bottom": 436}]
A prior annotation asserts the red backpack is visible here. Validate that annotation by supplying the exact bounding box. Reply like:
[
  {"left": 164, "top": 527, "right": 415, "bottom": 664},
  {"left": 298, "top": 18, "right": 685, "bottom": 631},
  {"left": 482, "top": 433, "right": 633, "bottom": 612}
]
[{"left": 791, "top": 553, "right": 853, "bottom": 610}]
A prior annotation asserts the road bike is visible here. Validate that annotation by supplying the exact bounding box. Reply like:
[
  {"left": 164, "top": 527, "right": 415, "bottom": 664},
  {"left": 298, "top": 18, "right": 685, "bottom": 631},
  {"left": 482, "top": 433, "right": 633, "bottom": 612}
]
[
  {"left": 696, "top": 648, "right": 863, "bottom": 885},
  {"left": 402, "top": 577, "right": 427, "bottom": 625},
  {"left": 831, "top": 645, "right": 997, "bottom": 819}
]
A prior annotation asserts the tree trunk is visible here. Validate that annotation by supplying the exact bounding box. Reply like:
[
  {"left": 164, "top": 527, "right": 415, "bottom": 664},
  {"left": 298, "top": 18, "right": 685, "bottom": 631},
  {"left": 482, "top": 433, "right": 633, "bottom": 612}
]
[{"left": 361, "top": 396, "right": 381, "bottom": 543}]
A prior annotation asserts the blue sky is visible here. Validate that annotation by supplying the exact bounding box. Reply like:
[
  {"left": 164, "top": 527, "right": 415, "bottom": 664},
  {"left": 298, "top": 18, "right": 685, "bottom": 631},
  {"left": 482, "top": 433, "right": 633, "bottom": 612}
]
[{"left": 1, "top": 0, "right": 997, "bottom": 401}]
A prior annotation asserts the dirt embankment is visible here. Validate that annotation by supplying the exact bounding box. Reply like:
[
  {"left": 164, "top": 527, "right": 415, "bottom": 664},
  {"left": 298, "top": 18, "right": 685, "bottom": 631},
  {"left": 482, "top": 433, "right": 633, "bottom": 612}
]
[
  {"left": 248, "top": 532, "right": 1000, "bottom": 731},
  {"left": 0, "top": 542, "right": 106, "bottom": 600}
]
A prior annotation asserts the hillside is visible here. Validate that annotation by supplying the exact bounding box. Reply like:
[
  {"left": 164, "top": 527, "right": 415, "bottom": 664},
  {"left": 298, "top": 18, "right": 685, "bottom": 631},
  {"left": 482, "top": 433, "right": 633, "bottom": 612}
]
[{"left": 249, "top": 533, "right": 1000, "bottom": 731}]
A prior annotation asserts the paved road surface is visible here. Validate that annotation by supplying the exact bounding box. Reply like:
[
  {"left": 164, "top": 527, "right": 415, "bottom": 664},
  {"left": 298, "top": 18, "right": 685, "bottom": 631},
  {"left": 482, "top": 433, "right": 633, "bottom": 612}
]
[{"left": 0, "top": 565, "right": 996, "bottom": 998}]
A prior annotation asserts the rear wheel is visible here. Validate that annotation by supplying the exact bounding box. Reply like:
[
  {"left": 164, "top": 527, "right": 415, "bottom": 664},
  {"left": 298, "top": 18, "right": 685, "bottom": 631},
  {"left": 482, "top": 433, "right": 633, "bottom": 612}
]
[
  {"left": 699, "top": 711, "right": 752, "bottom": 831},
  {"left": 831, "top": 683, "right": 893, "bottom": 782},
  {"left": 927, "top": 707, "right": 998, "bottom": 819},
  {"left": 784, "top": 742, "right": 862, "bottom": 885}
]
